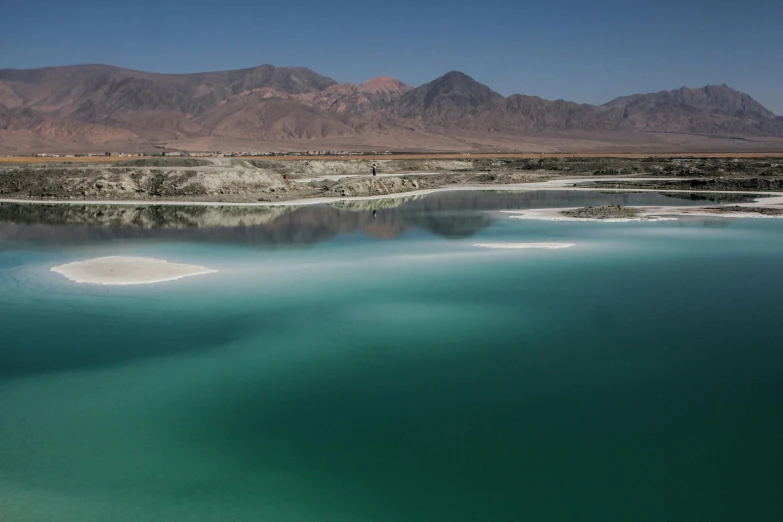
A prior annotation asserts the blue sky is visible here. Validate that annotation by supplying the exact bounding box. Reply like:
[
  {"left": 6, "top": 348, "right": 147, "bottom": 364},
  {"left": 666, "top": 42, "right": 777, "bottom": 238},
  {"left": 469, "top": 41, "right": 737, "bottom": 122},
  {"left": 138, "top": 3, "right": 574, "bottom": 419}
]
[{"left": 2, "top": 0, "right": 782, "bottom": 113}]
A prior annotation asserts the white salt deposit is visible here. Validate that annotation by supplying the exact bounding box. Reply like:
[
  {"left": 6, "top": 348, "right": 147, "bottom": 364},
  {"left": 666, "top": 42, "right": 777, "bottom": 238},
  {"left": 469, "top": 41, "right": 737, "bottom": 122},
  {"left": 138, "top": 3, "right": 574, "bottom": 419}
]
[{"left": 51, "top": 256, "right": 217, "bottom": 285}]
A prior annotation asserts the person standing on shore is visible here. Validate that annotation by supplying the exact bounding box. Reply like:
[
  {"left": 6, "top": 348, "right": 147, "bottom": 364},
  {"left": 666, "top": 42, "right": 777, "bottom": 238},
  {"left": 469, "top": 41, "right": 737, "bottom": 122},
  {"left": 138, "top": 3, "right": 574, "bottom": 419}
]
[{"left": 372, "top": 163, "right": 377, "bottom": 176}]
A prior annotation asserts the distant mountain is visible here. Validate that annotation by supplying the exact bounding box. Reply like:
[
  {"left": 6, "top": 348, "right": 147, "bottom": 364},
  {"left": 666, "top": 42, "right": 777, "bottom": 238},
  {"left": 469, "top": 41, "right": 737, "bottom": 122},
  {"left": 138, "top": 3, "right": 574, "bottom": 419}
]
[
  {"left": 0, "top": 64, "right": 338, "bottom": 139},
  {"left": 604, "top": 84, "right": 776, "bottom": 118},
  {"left": 391, "top": 71, "right": 504, "bottom": 124},
  {"left": 294, "top": 77, "right": 413, "bottom": 115},
  {"left": 0, "top": 64, "right": 336, "bottom": 115},
  {"left": 601, "top": 84, "right": 782, "bottom": 135},
  {"left": 195, "top": 95, "right": 356, "bottom": 140},
  {"left": 461, "top": 95, "right": 604, "bottom": 132},
  {"left": 1, "top": 63, "right": 781, "bottom": 152}
]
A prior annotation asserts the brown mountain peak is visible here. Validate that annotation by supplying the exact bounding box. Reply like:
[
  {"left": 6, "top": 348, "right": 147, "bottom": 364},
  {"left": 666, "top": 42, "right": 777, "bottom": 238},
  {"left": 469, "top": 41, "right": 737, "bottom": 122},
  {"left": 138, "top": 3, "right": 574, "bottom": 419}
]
[
  {"left": 392, "top": 71, "right": 504, "bottom": 123},
  {"left": 357, "top": 76, "right": 412, "bottom": 95}
]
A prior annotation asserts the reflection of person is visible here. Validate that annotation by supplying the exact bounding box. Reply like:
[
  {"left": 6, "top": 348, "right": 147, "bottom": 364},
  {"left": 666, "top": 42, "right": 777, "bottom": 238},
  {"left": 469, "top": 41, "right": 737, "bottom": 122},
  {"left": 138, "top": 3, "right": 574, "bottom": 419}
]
[
  {"left": 372, "top": 163, "right": 377, "bottom": 176},
  {"left": 373, "top": 210, "right": 377, "bottom": 219}
]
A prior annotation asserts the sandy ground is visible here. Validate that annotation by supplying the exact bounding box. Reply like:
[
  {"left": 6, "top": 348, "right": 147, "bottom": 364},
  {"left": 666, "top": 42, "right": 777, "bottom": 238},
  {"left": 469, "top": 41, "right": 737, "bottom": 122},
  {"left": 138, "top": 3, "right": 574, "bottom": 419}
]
[
  {"left": 51, "top": 256, "right": 218, "bottom": 285},
  {"left": 4, "top": 152, "right": 783, "bottom": 165}
]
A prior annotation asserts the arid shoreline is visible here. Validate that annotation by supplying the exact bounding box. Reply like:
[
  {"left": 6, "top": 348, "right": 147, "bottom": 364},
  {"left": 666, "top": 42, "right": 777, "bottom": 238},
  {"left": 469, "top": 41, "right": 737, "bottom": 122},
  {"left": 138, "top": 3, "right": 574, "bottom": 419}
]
[
  {"left": 4, "top": 151, "right": 783, "bottom": 165},
  {"left": 1, "top": 156, "right": 782, "bottom": 203}
]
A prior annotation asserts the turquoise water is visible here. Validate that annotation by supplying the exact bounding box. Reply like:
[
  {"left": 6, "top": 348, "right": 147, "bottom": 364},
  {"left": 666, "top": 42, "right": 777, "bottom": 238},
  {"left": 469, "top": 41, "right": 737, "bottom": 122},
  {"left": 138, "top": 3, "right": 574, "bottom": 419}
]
[{"left": 1, "top": 192, "right": 782, "bottom": 521}]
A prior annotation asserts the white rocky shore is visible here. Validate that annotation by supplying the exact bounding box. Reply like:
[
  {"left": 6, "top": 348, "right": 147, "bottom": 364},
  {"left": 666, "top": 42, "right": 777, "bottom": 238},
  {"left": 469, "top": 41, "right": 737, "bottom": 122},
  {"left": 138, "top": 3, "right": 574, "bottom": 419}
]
[{"left": 51, "top": 256, "right": 217, "bottom": 285}]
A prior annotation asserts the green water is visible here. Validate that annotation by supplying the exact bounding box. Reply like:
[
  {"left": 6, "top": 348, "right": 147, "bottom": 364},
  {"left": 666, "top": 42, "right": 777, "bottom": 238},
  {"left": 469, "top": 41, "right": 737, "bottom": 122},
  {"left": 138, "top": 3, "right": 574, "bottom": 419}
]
[{"left": 1, "top": 192, "right": 782, "bottom": 521}]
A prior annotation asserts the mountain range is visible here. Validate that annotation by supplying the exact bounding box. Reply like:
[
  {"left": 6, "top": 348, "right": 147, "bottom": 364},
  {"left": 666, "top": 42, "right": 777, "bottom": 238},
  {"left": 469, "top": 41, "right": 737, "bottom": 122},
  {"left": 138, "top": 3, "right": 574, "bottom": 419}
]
[{"left": 1, "top": 64, "right": 782, "bottom": 153}]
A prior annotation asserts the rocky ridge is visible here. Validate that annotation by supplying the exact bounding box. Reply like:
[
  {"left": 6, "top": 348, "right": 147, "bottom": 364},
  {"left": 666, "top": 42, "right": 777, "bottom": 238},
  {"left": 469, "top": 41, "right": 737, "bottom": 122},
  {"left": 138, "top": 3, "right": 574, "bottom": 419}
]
[{"left": 2, "top": 65, "right": 782, "bottom": 151}]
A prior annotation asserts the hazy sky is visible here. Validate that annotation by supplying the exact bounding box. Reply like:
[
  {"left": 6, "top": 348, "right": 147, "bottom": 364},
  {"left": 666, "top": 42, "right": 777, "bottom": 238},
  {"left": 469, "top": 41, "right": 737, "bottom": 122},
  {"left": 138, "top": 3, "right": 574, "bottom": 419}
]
[{"left": 2, "top": 0, "right": 782, "bottom": 113}]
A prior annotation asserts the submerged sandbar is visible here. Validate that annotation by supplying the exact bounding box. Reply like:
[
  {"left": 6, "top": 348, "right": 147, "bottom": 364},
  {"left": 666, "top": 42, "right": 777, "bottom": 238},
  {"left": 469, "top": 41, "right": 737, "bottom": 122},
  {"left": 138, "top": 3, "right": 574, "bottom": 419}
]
[{"left": 51, "top": 256, "right": 217, "bottom": 285}]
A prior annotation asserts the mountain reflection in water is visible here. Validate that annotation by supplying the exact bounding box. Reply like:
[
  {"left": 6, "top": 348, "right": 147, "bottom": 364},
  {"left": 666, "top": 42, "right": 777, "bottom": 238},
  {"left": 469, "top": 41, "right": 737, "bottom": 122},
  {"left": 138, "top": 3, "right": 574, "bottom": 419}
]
[{"left": 0, "top": 190, "right": 760, "bottom": 246}]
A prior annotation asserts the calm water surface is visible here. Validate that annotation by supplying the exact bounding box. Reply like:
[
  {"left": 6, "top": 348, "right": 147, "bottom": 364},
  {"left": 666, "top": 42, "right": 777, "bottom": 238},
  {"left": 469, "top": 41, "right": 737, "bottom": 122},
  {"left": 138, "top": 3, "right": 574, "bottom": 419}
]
[{"left": 0, "top": 191, "right": 781, "bottom": 521}]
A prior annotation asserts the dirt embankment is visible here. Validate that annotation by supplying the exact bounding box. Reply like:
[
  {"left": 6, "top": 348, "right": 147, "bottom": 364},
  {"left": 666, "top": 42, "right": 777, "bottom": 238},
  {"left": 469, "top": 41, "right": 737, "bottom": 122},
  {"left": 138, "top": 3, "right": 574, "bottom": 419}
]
[
  {"left": 0, "top": 164, "right": 293, "bottom": 202},
  {"left": 572, "top": 157, "right": 783, "bottom": 192},
  {"left": 0, "top": 158, "right": 552, "bottom": 202},
  {"left": 113, "top": 158, "right": 213, "bottom": 168},
  {"left": 1, "top": 156, "right": 782, "bottom": 203},
  {"left": 583, "top": 178, "right": 783, "bottom": 192},
  {"left": 701, "top": 206, "right": 783, "bottom": 216},
  {"left": 560, "top": 205, "right": 641, "bottom": 219}
]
